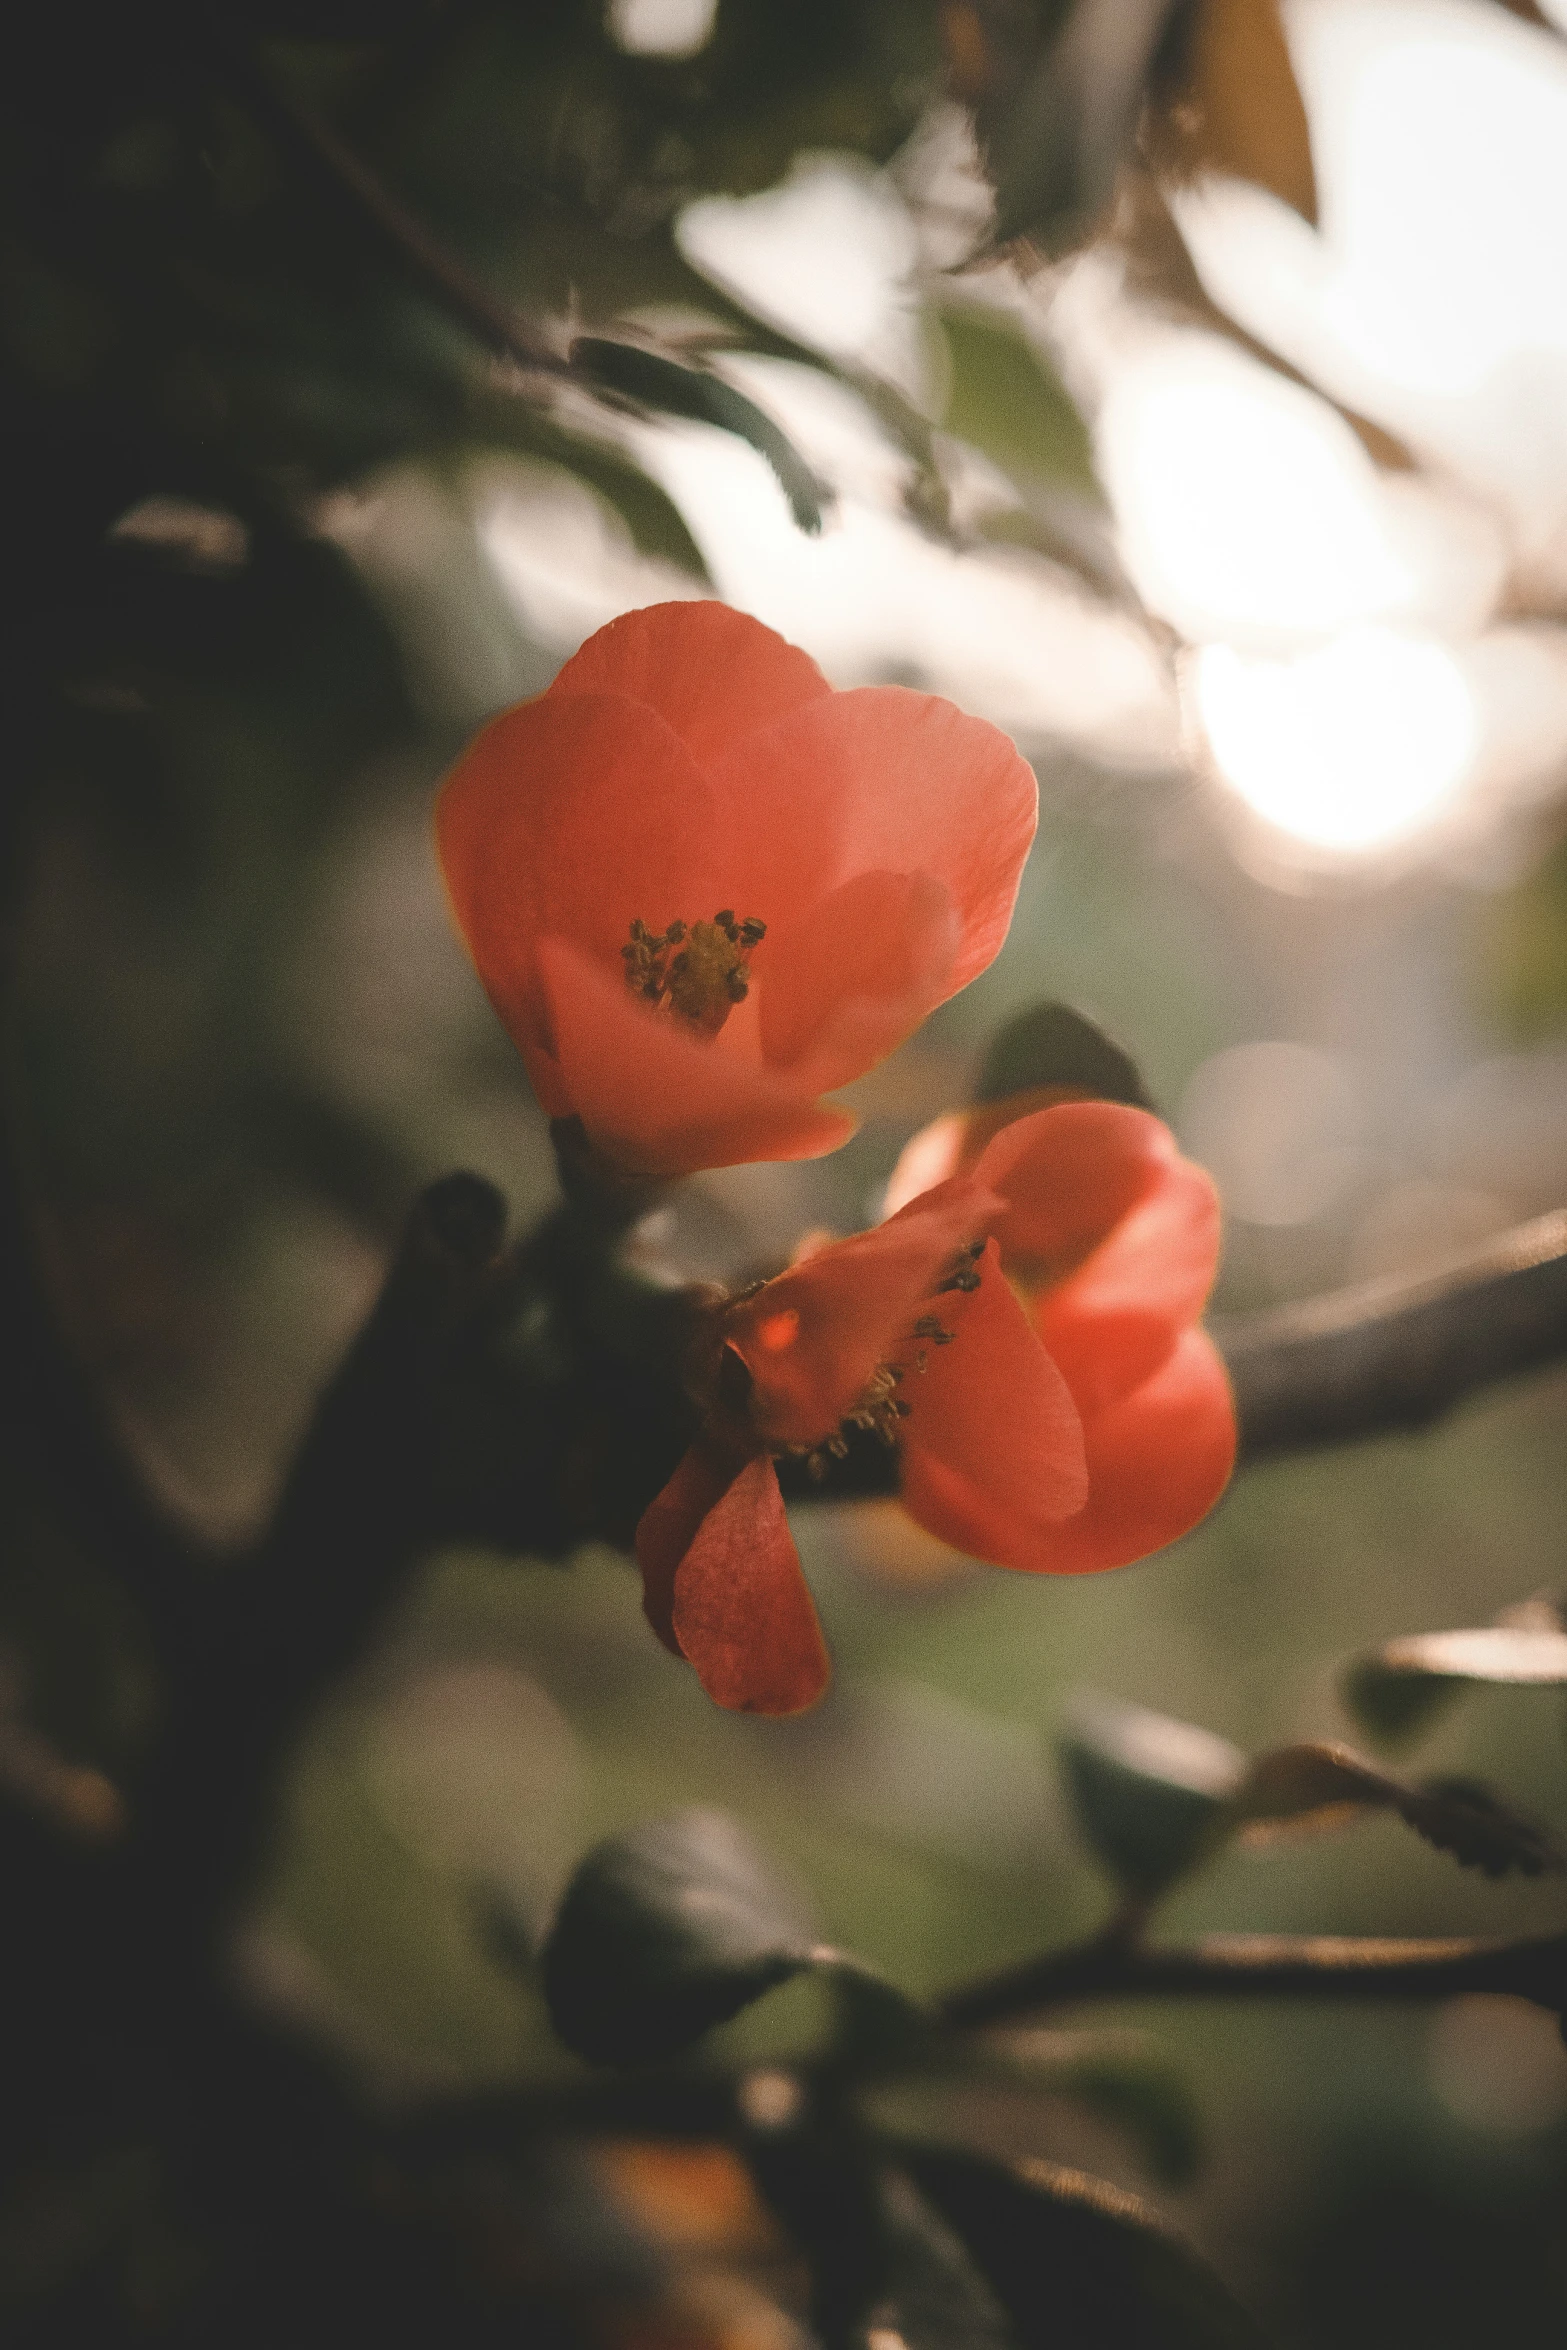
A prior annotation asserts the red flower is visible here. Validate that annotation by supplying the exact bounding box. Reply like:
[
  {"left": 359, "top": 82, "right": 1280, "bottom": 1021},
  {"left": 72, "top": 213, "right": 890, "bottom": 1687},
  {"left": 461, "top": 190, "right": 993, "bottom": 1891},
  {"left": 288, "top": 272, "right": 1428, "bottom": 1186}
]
[
  {"left": 436, "top": 603, "right": 1037, "bottom": 1177},
  {"left": 886, "top": 1098, "right": 1236, "bottom": 1579},
  {"left": 634, "top": 1101, "right": 1235, "bottom": 1716}
]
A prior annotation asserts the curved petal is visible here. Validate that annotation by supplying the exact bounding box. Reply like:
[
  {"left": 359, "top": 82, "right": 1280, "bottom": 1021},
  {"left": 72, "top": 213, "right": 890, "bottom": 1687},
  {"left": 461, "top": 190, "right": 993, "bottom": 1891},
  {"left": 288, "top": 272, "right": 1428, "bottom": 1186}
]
[
  {"left": 669, "top": 1453, "right": 831, "bottom": 1715},
  {"left": 538, "top": 937, "right": 855, "bottom": 1176},
  {"left": 973, "top": 1104, "right": 1220, "bottom": 1409},
  {"left": 759, "top": 869, "right": 961, "bottom": 1091},
  {"left": 635, "top": 1436, "right": 748, "bottom": 1656},
  {"left": 436, "top": 692, "right": 724, "bottom": 1061},
  {"left": 883, "top": 1089, "right": 1103, "bottom": 1220},
  {"left": 1036, "top": 1158, "right": 1222, "bottom": 1415},
  {"left": 972, "top": 1102, "right": 1165, "bottom": 1268},
  {"left": 898, "top": 1239, "right": 1088, "bottom": 1566},
  {"left": 1004, "top": 1328, "right": 1237, "bottom": 1575},
  {"left": 726, "top": 1176, "right": 1001, "bottom": 1447},
  {"left": 547, "top": 601, "right": 831, "bottom": 770},
  {"left": 708, "top": 686, "right": 1037, "bottom": 979}
]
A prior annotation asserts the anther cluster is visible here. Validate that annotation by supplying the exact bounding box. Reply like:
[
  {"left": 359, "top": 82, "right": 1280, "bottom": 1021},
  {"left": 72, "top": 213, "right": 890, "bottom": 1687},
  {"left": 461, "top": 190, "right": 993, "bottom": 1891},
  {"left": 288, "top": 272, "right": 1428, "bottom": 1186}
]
[{"left": 622, "top": 912, "right": 766, "bottom": 1038}]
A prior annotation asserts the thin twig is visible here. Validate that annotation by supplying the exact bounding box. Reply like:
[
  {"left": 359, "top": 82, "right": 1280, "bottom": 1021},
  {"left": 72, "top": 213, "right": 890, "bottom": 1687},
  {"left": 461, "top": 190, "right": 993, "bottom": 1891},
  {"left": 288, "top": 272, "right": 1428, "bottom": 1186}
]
[
  {"left": 1219, "top": 1208, "right": 1567, "bottom": 1460},
  {"left": 939, "top": 1927, "right": 1567, "bottom": 2030}
]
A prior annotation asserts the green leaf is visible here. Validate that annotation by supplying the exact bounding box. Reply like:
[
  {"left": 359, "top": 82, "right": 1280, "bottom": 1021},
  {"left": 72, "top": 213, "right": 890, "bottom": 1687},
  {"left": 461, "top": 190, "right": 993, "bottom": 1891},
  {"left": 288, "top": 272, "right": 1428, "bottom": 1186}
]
[
  {"left": 1343, "top": 1622, "right": 1567, "bottom": 1746},
  {"left": 898, "top": 2027, "right": 1202, "bottom": 2187},
  {"left": 1058, "top": 1697, "right": 1245, "bottom": 1898},
  {"left": 541, "top": 1808, "right": 915, "bottom": 2066},
  {"left": 1044, "top": 2044, "right": 1202, "bottom": 2188},
  {"left": 900, "top": 2143, "right": 1267, "bottom": 2350},
  {"left": 938, "top": 305, "right": 1099, "bottom": 497},
  {"left": 1233, "top": 1741, "right": 1562, "bottom": 1879},
  {"left": 977, "top": 1003, "right": 1155, "bottom": 1111},
  {"left": 978, "top": 0, "right": 1189, "bottom": 251},
  {"left": 569, "top": 338, "right": 829, "bottom": 531},
  {"left": 1477, "top": 826, "right": 1567, "bottom": 1042}
]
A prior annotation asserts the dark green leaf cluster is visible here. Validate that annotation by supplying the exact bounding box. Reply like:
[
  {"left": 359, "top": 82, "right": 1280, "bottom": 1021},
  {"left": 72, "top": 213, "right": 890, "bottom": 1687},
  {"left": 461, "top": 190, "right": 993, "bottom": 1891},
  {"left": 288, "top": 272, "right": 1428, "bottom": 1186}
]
[
  {"left": 1058, "top": 1692, "right": 1563, "bottom": 1906},
  {"left": 535, "top": 1803, "right": 1261, "bottom": 2348}
]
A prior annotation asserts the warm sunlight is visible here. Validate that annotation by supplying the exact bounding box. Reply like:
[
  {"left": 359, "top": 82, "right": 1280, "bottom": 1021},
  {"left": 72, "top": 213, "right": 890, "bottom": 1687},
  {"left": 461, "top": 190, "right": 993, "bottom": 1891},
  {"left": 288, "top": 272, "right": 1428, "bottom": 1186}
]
[{"left": 1193, "top": 628, "right": 1480, "bottom": 852}]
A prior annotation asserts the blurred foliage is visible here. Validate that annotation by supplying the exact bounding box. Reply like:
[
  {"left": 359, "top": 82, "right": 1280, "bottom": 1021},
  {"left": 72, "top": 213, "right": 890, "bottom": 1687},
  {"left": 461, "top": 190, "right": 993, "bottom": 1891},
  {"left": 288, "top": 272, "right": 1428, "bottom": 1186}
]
[
  {"left": 937, "top": 303, "right": 1098, "bottom": 497},
  {"left": 1345, "top": 1603, "right": 1567, "bottom": 1748},
  {"left": 1480, "top": 831, "right": 1567, "bottom": 1043}
]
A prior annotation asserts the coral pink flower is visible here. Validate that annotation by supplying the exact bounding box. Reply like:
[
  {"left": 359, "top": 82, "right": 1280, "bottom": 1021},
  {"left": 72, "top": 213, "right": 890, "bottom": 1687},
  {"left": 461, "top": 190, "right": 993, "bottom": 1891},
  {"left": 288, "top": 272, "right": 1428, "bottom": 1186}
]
[
  {"left": 436, "top": 603, "right": 1037, "bottom": 1177},
  {"left": 885, "top": 1098, "right": 1236, "bottom": 1579},
  {"left": 635, "top": 1101, "right": 1235, "bottom": 1716}
]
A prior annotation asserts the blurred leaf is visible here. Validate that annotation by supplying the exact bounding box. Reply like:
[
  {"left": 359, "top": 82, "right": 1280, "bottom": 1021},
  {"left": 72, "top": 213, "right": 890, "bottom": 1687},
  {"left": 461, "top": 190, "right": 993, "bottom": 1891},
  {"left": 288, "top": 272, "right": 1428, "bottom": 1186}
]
[
  {"left": 474, "top": 404, "right": 715, "bottom": 577},
  {"left": 979, "top": 2028, "right": 1202, "bottom": 2185},
  {"left": 1413, "top": 1775, "right": 1565, "bottom": 1879},
  {"left": 875, "top": 2166, "right": 1022, "bottom": 2350},
  {"left": 938, "top": 304, "right": 1099, "bottom": 496},
  {"left": 1049, "top": 2046, "right": 1203, "bottom": 2187},
  {"left": 1110, "top": 172, "right": 1415, "bottom": 474},
  {"left": 1058, "top": 1696, "right": 1245, "bottom": 1898},
  {"left": 879, "top": 2022, "right": 1201, "bottom": 2186},
  {"left": 977, "top": 1002, "right": 1155, "bottom": 1110},
  {"left": 750, "top": 2128, "right": 1021, "bottom": 2350},
  {"left": 1341, "top": 1658, "right": 1466, "bottom": 1746},
  {"left": 967, "top": 0, "right": 1188, "bottom": 249},
  {"left": 541, "top": 1807, "right": 916, "bottom": 2065},
  {"left": 901, "top": 2143, "right": 1267, "bottom": 2349},
  {"left": 743, "top": 2112, "right": 891, "bottom": 2349},
  {"left": 1344, "top": 1623, "right": 1567, "bottom": 1746},
  {"left": 1478, "top": 829, "right": 1567, "bottom": 1043},
  {"left": 1234, "top": 1741, "right": 1562, "bottom": 1879},
  {"left": 1147, "top": 0, "right": 1316, "bottom": 223},
  {"left": 542, "top": 1808, "right": 810, "bottom": 2064},
  {"left": 570, "top": 338, "right": 829, "bottom": 530}
]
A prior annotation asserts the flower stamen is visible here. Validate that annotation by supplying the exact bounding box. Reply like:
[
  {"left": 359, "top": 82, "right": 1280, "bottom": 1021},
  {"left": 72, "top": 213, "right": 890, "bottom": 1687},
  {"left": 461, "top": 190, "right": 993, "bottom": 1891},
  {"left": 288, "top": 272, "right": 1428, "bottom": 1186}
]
[
  {"left": 622, "top": 911, "right": 767, "bottom": 1037},
  {"left": 936, "top": 1239, "right": 986, "bottom": 1295},
  {"left": 745, "top": 1234, "right": 984, "bottom": 1480}
]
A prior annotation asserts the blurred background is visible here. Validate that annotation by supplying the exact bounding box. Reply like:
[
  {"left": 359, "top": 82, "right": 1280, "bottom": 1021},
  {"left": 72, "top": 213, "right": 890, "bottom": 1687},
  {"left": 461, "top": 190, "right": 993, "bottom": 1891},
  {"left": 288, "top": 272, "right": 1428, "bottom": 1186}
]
[{"left": 9, "top": 0, "right": 1567, "bottom": 2341}]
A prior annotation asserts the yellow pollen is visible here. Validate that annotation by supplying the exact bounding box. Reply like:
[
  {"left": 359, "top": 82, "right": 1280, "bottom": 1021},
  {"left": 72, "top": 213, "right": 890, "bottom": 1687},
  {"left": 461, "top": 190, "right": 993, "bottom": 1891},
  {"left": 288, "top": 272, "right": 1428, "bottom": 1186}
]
[{"left": 622, "top": 910, "right": 766, "bottom": 1037}]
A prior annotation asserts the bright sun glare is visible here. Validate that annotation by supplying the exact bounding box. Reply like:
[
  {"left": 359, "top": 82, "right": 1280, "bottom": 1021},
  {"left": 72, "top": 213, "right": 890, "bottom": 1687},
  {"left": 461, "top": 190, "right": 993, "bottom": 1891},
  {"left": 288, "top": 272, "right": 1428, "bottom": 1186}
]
[
  {"left": 1109, "top": 0, "right": 1567, "bottom": 860},
  {"left": 1193, "top": 630, "right": 1480, "bottom": 853}
]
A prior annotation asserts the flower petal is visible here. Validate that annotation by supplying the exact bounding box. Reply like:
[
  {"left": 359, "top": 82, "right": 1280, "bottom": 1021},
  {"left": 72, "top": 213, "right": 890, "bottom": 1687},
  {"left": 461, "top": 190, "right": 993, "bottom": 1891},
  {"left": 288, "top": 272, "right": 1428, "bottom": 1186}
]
[
  {"left": 708, "top": 686, "right": 1037, "bottom": 978},
  {"left": 904, "top": 1329, "right": 1232, "bottom": 1576},
  {"left": 436, "top": 691, "right": 723, "bottom": 1066},
  {"left": 1020, "top": 1329, "right": 1236, "bottom": 1574},
  {"left": 759, "top": 869, "right": 962, "bottom": 1091},
  {"left": 726, "top": 1176, "right": 1000, "bottom": 1447},
  {"left": 670, "top": 1454, "right": 831, "bottom": 1715},
  {"left": 537, "top": 936, "right": 855, "bottom": 1176},
  {"left": 883, "top": 1088, "right": 1110, "bottom": 1220},
  {"left": 635, "top": 1437, "right": 745, "bottom": 1657},
  {"left": 898, "top": 1238, "right": 1088, "bottom": 1566},
  {"left": 1036, "top": 1159, "right": 1222, "bottom": 1414},
  {"left": 548, "top": 601, "right": 831, "bottom": 768},
  {"left": 882, "top": 1112, "right": 967, "bottom": 1220},
  {"left": 974, "top": 1104, "right": 1221, "bottom": 1411}
]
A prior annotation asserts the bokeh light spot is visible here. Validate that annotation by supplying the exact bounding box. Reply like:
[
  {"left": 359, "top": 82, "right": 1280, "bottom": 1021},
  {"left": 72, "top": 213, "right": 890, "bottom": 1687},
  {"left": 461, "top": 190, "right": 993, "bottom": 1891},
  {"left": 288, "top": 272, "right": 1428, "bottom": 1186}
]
[
  {"left": 1194, "top": 629, "right": 1479, "bottom": 854},
  {"left": 607, "top": 0, "right": 717, "bottom": 57}
]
